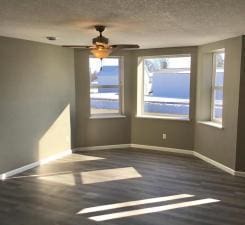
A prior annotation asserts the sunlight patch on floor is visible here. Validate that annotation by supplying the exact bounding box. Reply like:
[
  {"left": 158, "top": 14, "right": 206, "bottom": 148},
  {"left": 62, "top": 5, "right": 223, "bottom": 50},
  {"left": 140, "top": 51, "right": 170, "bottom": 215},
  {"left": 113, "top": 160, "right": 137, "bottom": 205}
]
[
  {"left": 78, "top": 194, "right": 194, "bottom": 214},
  {"left": 55, "top": 154, "right": 105, "bottom": 163},
  {"left": 89, "top": 198, "right": 220, "bottom": 221},
  {"left": 38, "top": 167, "right": 142, "bottom": 186},
  {"left": 38, "top": 172, "right": 80, "bottom": 186},
  {"left": 81, "top": 167, "right": 142, "bottom": 184}
]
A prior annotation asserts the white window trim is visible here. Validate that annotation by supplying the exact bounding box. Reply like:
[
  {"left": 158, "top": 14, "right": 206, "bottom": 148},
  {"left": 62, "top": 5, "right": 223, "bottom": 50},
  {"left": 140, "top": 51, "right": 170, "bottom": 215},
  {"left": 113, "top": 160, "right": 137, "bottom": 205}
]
[
  {"left": 136, "top": 114, "right": 190, "bottom": 121},
  {"left": 89, "top": 114, "right": 126, "bottom": 119},
  {"left": 137, "top": 54, "right": 191, "bottom": 120},
  {"left": 197, "top": 121, "right": 224, "bottom": 129},
  {"left": 210, "top": 50, "right": 224, "bottom": 124},
  {"left": 89, "top": 56, "right": 125, "bottom": 118}
]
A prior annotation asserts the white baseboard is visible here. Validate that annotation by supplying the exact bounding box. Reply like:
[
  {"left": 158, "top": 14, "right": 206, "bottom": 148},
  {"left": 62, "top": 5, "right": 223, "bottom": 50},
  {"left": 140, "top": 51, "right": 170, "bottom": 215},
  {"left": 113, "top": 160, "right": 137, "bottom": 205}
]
[
  {"left": 1, "top": 144, "right": 245, "bottom": 180},
  {"left": 75, "top": 143, "right": 245, "bottom": 177},
  {"left": 76, "top": 143, "right": 193, "bottom": 156},
  {"left": 75, "top": 144, "right": 131, "bottom": 151},
  {"left": 234, "top": 171, "right": 245, "bottom": 177},
  {"left": 0, "top": 161, "right": 39, "bottom": 180},
  {"left": 0, "top": 149, "right": 73, "bottom": 180},
  {"left": 130, "top": 144, "right": 245, "bottom": 177},
  {"left": 193, "top": 152, "right": 235, "bottom": 176},
  {"left": 130, "top": 144, "right": 194, "bottom": 155}
]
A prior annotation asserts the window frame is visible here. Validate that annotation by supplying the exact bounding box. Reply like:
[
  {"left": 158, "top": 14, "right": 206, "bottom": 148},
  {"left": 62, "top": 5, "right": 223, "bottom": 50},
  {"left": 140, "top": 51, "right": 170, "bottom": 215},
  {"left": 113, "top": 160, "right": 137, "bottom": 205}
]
[
  {"left": 137, "top": 54, "right": 192, "bottom": 120},
  {"left": 89, "top": 56, "right": 124, "bottom": 118},
  {"left": 210, "top": 50, "right": 225, "bottom": 124}
]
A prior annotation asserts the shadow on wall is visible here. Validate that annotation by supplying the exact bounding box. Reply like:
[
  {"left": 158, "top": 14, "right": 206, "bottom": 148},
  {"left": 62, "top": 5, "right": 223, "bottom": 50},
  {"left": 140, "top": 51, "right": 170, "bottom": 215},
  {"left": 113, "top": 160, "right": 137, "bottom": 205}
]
[{"left": 0, "top": 102, "right": 73, "bottom": 175}]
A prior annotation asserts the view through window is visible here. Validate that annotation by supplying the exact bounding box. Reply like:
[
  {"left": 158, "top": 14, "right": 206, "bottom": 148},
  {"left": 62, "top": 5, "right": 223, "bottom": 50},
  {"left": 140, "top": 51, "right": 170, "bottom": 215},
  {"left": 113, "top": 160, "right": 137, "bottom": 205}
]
[
  {"left": 89, "top": 57, "right": 122, "bottom": 115},
  {"left": 211, "top": 51, "right": 225, "bottom": 123},
  {"left": 140, "top": 55, "right": 191, "bottom": 118}
]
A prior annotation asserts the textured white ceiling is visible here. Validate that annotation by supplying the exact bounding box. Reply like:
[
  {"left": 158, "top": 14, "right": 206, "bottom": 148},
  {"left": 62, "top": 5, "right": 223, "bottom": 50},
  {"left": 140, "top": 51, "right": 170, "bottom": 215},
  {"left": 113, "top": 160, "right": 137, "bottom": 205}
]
[{"left": 0, "top": 0, "right": 244, "bottom": 48}]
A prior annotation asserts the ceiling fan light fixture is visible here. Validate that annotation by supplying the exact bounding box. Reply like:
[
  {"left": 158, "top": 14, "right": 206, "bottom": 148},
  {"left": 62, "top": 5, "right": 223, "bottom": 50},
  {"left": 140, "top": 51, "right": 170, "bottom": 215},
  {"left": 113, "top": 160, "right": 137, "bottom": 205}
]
[
  {"left": 91, "top": 48, "right": 112, "bottom": 59},
  {"left": 62, "top": 25, "right": 139, "bottom": 59}
]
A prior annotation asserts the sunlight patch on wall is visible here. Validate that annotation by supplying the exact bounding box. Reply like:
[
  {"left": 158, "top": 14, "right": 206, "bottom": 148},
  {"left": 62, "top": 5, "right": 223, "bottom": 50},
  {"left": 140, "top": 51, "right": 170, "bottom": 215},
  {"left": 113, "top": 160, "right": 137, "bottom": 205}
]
[{"left": 38, "top": 105, "right": 71, "bottom": 160}]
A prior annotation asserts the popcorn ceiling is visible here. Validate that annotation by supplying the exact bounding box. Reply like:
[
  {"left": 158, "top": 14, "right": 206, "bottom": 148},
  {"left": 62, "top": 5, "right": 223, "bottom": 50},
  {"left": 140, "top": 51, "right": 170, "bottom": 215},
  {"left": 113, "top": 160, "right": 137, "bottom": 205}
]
[{"left": 0, "top": 0, "right": 244, "bottom": 48}]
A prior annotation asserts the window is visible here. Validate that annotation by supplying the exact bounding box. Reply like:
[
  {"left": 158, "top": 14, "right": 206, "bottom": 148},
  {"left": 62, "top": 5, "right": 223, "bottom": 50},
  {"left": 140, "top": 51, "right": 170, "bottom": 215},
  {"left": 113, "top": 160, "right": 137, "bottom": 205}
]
[
  {"left": 89, "top": 57, "right": 123, "bottom": 116},
  {"left": 137, "top": 55, "right": 191, "bottom": 119},
  {"left": 211, "top": 51, "right": 225, "bottom": 123}
]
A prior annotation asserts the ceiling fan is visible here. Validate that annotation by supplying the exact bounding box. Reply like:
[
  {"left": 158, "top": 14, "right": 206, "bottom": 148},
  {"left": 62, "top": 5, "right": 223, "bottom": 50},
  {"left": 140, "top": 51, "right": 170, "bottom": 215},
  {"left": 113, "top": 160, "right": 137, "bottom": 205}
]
[{"left": 63, "top": 25, "right": 140, "bottom": 60}]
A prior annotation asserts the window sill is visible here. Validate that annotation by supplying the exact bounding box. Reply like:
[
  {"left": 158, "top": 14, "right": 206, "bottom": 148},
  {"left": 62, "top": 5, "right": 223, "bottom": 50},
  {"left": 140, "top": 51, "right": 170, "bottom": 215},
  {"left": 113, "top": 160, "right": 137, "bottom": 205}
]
[
  {"left": 136, "top": 114, "right": 190, "bottom": 121},
  {"left": 197, "top": 121, "right": 223, "bottom": 129},
  {"left": 89, "top": 114, "right": 126, "bottom": 120}
]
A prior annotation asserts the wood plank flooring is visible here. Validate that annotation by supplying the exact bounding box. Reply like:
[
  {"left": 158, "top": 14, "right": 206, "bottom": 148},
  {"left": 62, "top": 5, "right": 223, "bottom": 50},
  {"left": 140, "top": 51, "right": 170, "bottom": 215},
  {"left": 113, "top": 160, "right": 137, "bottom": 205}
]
[{"left": 0, "top": 148, "right": 245, "bottom": 225}]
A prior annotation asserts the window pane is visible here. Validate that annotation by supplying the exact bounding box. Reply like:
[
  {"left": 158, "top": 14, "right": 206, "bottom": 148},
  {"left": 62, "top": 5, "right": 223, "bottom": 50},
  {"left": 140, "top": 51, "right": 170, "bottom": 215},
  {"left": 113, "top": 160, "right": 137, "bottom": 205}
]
[
  {"left": 143, "top": 56, "right": 191, "bottom": 117},
  {"left": 215, "top": 53, "right": 224, "bottom": 86},
  {"left": 213, "top": 89, "right": 223, "bottom": 121},
  {"left": 90, "top": 58, "right": 119, "bottom": 86},
  {"left": 89, "top": 57, "right": 121, "bottom": 115},
  {"left": 212, "top": 52, "right": 224, "bottom": 122},
  {"left": 90, "top": 87, "right": 119, "bottom": 114}
]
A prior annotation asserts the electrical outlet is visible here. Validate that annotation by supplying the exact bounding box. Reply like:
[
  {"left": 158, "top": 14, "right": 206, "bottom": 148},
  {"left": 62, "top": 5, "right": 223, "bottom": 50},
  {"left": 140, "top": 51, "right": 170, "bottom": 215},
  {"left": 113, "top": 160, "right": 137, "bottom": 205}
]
[{"left": 162, "top": 133, "right": 167, "bottom": 140}]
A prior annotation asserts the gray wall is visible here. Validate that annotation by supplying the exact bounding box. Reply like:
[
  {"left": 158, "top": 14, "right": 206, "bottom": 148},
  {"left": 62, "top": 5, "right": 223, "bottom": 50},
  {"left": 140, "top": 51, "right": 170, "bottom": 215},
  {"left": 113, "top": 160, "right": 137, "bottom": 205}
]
[
  {"left": 0, "top": 37, "right": 75, "bottom": 174},
  {"left": 74, "top": 50, "right": 132, "bottom": 147},
  {"left": 1, "top": 35, "right": 245, "bottom": 174},
  {"left": 74, "top": 47, "right": 197, "bottom": 150},
  {"left": 236, "top": 35, "right": 245, "bottom": 171},
  {"left": 195, "top": 36, "right": 243, "bottom": 170},
  {"left": 130, "top": 47, "right": 197, "bottom": 150}
]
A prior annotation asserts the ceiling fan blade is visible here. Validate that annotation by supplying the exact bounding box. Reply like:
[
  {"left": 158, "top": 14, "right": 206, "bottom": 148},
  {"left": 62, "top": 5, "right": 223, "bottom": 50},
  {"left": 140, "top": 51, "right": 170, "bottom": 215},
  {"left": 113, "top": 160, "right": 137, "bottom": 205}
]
[
  {"left": 111, "top": 44, "right": 140, "bottom": 49},
  {"left": 62, "top": 45, "right": 91, "bottom": 48}
]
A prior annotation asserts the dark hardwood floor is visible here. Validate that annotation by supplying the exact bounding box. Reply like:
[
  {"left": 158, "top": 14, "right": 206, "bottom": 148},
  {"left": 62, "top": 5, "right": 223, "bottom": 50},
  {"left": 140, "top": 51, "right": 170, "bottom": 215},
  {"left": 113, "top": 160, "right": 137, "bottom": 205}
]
[{"left": 1, "top": 148, "right": 245, "bottom": 225}]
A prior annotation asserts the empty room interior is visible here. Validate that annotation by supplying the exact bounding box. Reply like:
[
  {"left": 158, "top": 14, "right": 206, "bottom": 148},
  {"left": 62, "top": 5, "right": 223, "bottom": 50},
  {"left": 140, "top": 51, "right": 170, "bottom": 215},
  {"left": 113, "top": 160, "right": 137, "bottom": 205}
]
[{"left": 1, "top": 0, "right": 245, "bottom": 224}]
